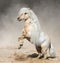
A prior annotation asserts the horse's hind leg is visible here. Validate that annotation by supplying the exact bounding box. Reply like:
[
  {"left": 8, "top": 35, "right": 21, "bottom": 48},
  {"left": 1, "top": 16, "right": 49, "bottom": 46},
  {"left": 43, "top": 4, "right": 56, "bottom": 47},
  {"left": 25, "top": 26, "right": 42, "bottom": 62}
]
[
  {"left": 41, "top": 44, "right": 48, "bottom": 59},
  {"left": 42, "top": 48, "right": 48, "bottom": 59},
  {"left": 36, "top": 46, "right": 44, "bottom": 58}
]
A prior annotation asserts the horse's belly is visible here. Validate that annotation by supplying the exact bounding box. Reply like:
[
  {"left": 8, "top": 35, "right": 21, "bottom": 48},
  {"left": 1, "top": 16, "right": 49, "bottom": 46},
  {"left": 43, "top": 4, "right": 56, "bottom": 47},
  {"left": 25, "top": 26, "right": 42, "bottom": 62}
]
[{"left": 37, "top": 32, "right": 50, "bottom": 47}]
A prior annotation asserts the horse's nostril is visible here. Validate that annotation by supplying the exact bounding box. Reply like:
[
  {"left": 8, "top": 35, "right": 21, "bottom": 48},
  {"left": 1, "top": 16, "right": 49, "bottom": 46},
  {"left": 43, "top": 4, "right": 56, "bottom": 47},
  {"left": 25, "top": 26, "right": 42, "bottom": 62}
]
[{"left": 17, "top": 17, "right": 22, "bottom": 21}]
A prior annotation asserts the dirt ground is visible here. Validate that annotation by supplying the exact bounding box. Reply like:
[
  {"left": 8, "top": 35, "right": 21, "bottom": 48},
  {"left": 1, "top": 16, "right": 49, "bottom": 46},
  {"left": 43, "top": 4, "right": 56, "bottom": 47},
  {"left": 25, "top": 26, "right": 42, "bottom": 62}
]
[{"left": 0, "top": 41, "right": 60, "bottom": 63}]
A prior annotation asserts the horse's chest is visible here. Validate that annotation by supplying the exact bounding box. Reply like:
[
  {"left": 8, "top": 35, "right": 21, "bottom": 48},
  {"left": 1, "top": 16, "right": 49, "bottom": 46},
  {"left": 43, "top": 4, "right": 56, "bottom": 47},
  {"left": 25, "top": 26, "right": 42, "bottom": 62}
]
[{"left": 24, "top": 21, "right": 32, "bottom": 31}]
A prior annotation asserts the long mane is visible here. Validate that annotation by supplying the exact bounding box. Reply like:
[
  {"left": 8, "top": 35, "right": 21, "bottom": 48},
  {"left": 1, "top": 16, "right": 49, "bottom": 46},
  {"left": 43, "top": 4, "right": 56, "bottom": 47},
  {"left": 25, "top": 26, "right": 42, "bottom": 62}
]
[
  {"left": 19, "top": 8, "right": 42, "bottom": 45},
  {"left": 29, "top": 9, "right": 41, "bottom": 32},
  {"left": 29, "top": 9, "right": 42, "bottom": 45}
]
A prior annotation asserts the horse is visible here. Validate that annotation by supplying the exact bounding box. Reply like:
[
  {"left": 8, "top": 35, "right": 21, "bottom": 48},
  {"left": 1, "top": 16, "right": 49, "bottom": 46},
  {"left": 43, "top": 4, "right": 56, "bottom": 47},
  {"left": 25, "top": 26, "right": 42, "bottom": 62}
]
[{"left": 17, "top": 7, "right": 56, "bottom": 59}]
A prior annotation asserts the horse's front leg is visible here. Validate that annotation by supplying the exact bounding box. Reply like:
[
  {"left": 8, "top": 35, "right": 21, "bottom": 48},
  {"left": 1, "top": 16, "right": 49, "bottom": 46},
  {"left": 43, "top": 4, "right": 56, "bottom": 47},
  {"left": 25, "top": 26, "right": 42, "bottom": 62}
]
[
  {"left": 22, "top": 28, "right": 31, "bottom": 41},
  {"left": 18, "top": 35, "right": 24, "bottom": 49},
  {"left": 18, "top": 28, "right": 30, "bottom": 49}
]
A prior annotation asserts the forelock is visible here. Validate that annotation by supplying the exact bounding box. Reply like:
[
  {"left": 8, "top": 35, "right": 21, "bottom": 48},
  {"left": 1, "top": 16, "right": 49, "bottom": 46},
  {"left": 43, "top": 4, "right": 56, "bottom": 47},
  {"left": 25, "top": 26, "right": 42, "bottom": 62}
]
[{"left": 19, "top": 8, "right": 30, "bottom": 15}]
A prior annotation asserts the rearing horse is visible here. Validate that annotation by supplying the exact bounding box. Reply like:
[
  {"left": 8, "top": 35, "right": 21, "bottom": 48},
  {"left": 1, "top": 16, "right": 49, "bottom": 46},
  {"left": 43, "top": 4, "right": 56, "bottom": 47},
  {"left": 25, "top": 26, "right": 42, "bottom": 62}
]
[{"left": 17, "top": 8, "right": 55, "bottom": 59}]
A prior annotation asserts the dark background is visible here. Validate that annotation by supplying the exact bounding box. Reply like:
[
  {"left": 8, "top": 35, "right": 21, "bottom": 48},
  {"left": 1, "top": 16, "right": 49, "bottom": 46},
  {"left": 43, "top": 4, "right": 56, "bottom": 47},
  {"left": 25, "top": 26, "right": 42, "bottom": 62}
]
[{"left": 0, "top": 0, "right": 60, "bottom": 55}]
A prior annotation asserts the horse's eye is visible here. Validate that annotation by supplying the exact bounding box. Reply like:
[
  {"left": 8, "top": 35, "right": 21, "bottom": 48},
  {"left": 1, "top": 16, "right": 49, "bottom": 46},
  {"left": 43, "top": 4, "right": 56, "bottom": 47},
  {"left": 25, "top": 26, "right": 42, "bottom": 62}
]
[{"left": 25, "top": 13, "right": 27, "bottom": 14}]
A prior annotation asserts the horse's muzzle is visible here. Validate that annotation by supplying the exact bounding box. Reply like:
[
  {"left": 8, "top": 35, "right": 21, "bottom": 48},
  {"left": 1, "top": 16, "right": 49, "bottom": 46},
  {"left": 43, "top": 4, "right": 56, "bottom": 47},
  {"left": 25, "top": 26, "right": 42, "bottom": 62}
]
[{"left": 17, "top": 17, "right": 22, "bottom": 21}]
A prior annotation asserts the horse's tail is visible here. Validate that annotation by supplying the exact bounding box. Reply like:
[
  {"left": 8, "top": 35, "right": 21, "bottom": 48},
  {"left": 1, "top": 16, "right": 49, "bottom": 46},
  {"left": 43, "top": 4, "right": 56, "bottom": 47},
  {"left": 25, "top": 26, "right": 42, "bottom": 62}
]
[{"left": 49, "top": 42, "right": 56, "bottom": 58}]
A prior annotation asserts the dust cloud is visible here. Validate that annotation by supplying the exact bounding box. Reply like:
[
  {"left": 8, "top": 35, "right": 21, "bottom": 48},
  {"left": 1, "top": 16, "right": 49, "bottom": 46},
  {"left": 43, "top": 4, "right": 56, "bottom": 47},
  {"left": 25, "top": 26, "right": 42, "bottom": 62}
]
[{"left": 0, "top": 0, "right": 60, "bottom": 56}]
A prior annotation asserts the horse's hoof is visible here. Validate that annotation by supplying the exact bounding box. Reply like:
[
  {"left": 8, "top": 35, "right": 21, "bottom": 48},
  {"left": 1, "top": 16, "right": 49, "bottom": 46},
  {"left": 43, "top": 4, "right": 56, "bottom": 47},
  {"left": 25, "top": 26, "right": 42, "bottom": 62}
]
[
  {"left": 18, "top": 46, "right": 21, "bottom": 49},
  {"left": 39, "top": 55, "right": 44, "bottom": 59},
  {"left": 37, "top": 54, "right": 44, "bottom": 59}
]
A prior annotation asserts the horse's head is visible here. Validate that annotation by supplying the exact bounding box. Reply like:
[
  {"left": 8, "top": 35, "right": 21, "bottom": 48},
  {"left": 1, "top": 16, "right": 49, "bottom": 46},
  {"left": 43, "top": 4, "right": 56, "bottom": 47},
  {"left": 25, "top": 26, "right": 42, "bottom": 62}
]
[{"left": 17, "top": 8, "right": 31, "bottom": 21}]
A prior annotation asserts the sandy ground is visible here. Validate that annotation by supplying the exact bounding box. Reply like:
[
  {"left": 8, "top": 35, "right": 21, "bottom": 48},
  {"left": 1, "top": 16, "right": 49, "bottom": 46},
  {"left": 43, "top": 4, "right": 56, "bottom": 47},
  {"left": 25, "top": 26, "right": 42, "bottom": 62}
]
[{"left": 0, "top": 41, "right": 60, "bottom": 63}]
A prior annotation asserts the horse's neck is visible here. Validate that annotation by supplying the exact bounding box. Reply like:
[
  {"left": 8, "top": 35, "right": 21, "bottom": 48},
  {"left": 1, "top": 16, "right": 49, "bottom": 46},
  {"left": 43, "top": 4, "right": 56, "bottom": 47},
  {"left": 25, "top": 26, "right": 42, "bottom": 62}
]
[
  {"left": 24, "top": 18, "right": 30, "bottom": 27},
  {"left": 24, "top": 18, "right": 30, "bottom": 23}
]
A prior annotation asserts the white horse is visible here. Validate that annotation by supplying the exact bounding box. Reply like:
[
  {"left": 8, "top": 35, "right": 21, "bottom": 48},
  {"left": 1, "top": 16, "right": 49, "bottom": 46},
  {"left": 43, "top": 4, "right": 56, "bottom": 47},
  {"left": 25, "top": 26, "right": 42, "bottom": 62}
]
[{"left": 17, "top": 8, "right": 55, "bottom": 59}]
